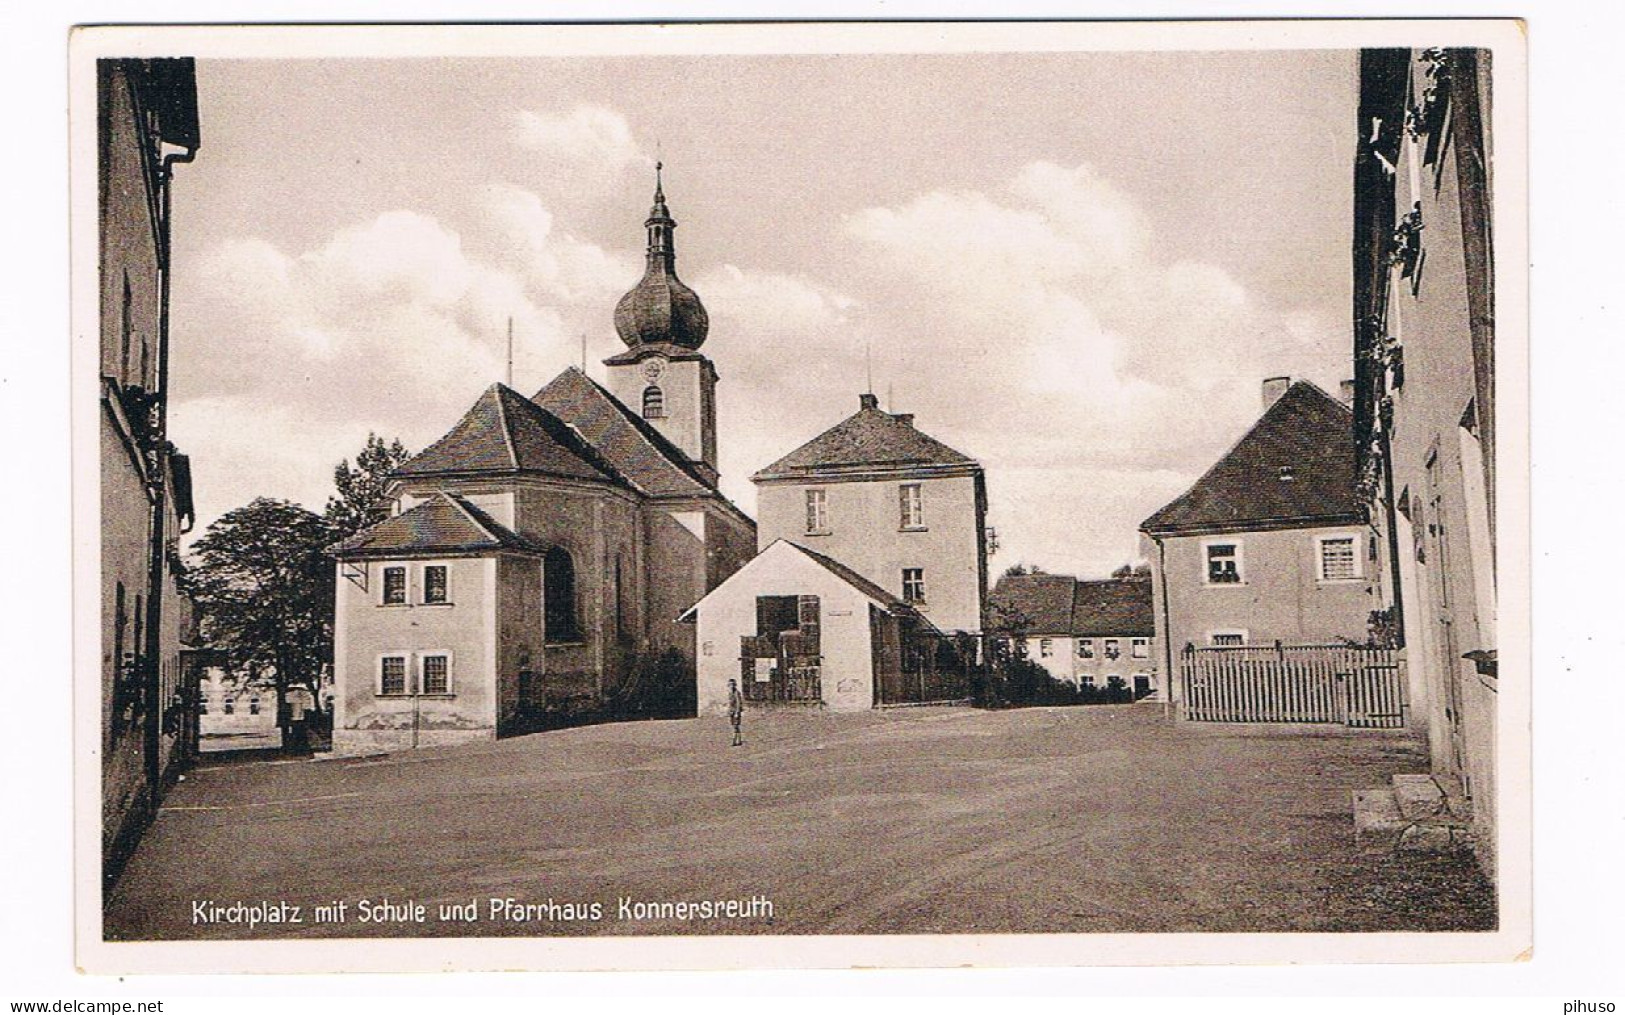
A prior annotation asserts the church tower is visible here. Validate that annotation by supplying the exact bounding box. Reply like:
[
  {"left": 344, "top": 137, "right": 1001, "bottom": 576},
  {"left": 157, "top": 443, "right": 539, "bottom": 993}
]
[{"left": 605, "top": 164, "right": 719, "bottom": 485}]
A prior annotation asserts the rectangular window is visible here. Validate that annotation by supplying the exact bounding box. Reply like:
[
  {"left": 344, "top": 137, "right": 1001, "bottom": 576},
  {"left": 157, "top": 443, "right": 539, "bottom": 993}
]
[
  {"left": 423, "top": 564, "right": 449, "bottom": 604},
  {"left": 1205, "top": 542, "right": 1242, "bottom": 584},
  {"left": 421, "top": 654, "right": 450, "bottom": 695},
  {"left": 1210, "top": 632, "right": 1247, "bottom": 647},
  {"left": 1104, "top": 638, "right": 1121, "bottom": 660},
  {"left": 249, "top": 697, "right": 261, "bottom": 716},
  {"left": 901, "top": 567, "right": 926, "bottom": 604},
  {"left": 1039, "top": 638, "right": 1053, "bottom": 658},
  {"left": 1081, "top": 674, "right": 1096, "bottom": 688},
  {"left": 1078, "top": 639, "right": 1095, "bottom": 659},
  {"left": 1131, "top": 637, "right": 1149, "bottom": 659},
  {"left": 899, "top": 483, "right": 924, "bottom": 529},
  {"left": 223, "top": 698, "right": 234, "bottom": 715},
  {"left": 382, "top": 566, "right": 407, "bottom": 605},
  {"left": 805, "top": 488, "right": 828, "bottom": 534},
  {"left": 379, "top": 655, "right": 407, "bottom": 695},
  {"left": 1317, "top": 535, "right": 1360, "bottom": 581}
]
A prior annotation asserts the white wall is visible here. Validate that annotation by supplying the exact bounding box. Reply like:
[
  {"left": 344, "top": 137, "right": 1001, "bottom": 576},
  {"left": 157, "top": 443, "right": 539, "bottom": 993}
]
[{"left": 694, "top": 545, "right": 881, "bottom": 714}]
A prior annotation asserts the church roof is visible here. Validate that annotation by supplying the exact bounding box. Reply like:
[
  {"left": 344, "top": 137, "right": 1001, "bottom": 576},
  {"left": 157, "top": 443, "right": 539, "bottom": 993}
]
[
  {"left": 752, "top": 394, "right": 979, "bottom": 482},
  {"left": 531, "top": 367, "right": 719, "bottom": 499},
  {"left": 393, "top": 383, "right": 631, "bottom": 488},
  {"left": 327, "top": 492, "right": 545, "bottom": 559},
  {"left": 1140, "top": 381, "right": 1365, "bottom": 536}
]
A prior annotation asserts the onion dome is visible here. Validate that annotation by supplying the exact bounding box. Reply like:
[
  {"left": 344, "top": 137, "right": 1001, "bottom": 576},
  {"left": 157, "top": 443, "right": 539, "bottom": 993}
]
[{"left": 613, "top": 163, "right": 709, "bottom": 350}]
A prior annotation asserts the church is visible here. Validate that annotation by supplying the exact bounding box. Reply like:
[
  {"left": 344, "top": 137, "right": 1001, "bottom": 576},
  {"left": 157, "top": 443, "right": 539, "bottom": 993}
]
[{"left": 328, "top": 171, "right": 757, "bottom": 754}]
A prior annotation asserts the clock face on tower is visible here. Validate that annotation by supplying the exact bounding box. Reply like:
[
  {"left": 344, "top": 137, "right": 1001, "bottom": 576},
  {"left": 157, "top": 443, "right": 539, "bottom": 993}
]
[{"left": 642, "top": 358, "right": 666, "bottom": 383}]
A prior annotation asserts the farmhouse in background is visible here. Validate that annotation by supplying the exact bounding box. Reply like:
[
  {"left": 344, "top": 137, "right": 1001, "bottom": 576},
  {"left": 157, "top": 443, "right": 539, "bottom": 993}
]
[
  {"left": 684, "top": 394, "right": 989, "bottom": 713},
  {"left": 326, "top": 172, "right": 756, "bottom": 755},
  {"left": 1139, "top": 378, "right": 1378, "bottom": 683},
  {"left": 991, "top": 573, "right": 1158, "bottom": 698},
  {"left": 1353, "top": 47, "right": 1499, "bottom": 866}
]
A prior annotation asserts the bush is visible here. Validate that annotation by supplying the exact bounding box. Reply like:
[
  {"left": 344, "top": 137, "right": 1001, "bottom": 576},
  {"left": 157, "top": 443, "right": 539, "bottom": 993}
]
[
  {"left": 612, "top": 647, "right": 696, "bottom": 719},
  {"left": 983, "top": 655, "right": 1136, "bottom": 708}
]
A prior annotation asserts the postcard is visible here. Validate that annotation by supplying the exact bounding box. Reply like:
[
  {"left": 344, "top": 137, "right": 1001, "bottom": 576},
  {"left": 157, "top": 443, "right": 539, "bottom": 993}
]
[{"left": 71, "top": 18, "right": 1530, "bottom": 973}]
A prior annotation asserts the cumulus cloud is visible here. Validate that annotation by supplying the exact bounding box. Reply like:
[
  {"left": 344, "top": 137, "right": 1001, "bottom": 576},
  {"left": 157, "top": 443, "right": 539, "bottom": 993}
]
[
  {"left": 509, "top": 105, "right": 651, "bottom": 180},
  {"left": 168, "top": 197, "right": 636, "bottom": 532},
  {"left": 843, "top": 160, "right": 1350, "bottom": 575}
]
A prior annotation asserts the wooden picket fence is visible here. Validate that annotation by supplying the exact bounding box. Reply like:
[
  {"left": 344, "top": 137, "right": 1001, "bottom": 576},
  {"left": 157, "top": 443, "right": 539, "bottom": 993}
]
[{"left": 1178, "top": 643, "right": 1406, "bottom": 728}]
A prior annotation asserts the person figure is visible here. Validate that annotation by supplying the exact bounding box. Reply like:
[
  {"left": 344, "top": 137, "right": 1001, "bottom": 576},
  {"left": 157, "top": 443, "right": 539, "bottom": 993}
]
[{"left": 727, "top": 678, "right": 744, "bottom": 747}]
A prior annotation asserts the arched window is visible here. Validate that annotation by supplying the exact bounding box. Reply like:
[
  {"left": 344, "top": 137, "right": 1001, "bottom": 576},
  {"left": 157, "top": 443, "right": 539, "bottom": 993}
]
[
  {"left": 544, "top": 546, "right": 579, "bottom": 644},
  {"left": 642, "top": 385, "right": 665, "bottom": 419}
]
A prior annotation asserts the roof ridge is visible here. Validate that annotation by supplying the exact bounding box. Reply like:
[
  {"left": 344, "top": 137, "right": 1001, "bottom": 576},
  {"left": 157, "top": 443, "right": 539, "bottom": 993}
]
[
  {"left": 580, "top": 372, "right": 712, "bottom": 492},
  {"left": 1140, "top": 381, "right": 1358, "bottom": 534},
  {"left": 440, "top": 491, "right": 506, "bottom": 544},
  {"left": 491, "top": 384, "right": 521, "bottom": 471}
]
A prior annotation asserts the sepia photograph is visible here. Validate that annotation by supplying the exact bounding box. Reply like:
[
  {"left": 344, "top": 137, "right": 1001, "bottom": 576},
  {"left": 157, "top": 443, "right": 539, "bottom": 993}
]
[{"left": 71, "top": 20, "right": 1529, "bottom": 972}]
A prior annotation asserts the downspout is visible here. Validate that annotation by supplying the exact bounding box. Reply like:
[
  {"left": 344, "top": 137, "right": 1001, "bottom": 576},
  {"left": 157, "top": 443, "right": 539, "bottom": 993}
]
[
  {"left": 1154, "top": 534, "right": 1175, "bottom": 720},
  {"left": 1378, "top": 419, "right": 1406, "bottom": 647},
  {"left": 140, "top": 141, "right": 198, "bottom": 803}
]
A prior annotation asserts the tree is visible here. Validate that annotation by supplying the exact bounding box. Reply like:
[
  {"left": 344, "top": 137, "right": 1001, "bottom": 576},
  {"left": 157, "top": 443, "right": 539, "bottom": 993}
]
[
  {"left": 324, "top": 433, "right": 412, "bottom": 537},
  {"left": 1111, "top": 562, "right": 1152, "bottom": 579},
  {"left": 1000, "top": 562, "right": 1046, "bottom": 579},
  {"left": 181, "top": 499, "right": 338, "bottom": 729}
]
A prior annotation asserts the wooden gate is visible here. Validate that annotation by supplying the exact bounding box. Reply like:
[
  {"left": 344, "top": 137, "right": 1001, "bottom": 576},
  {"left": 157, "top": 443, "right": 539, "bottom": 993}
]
[
  {"left": 1179, "top": 643, "right": 1405, "bottom": 728},
  {"left": 740, "top": 594, "right": 823, "bottom": 703}
]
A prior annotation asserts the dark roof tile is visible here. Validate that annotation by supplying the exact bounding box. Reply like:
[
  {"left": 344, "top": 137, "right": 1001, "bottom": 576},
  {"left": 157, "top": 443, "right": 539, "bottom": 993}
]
[
  {"left": 394, "top": 383, "right": 627, "bottom": 487},
  {"left": 753, "top": 402, "right": 976, "bottom": 481},
  {"left": 327, "top": 493, "right": 543, "bottom": 558},
  {"left": 532, "top": 368, "right": 717, "bottom": 499},
  {"left": 989, "top": 574, "right": 1078, "bottom": 634},
  {"left": 1141, "top": 381, "right": 1363, "bottom": 535},
  {"left": 1071, "top": 578, "right": 1153, "bottom": 637}
]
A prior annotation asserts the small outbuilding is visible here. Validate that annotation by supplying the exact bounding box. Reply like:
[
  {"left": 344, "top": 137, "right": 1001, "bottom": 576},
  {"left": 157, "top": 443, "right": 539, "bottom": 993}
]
[{"left": 681, "top": 539, "right": 941, "bottom": 713}]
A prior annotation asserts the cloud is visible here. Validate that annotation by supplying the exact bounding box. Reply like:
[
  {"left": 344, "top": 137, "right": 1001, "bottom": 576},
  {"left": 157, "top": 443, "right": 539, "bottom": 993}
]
[
  {"left": 509, "top": 105, "right": 650, "bottom": 179},
  {"left": 843, "top": 160, "right": 1351, "bottom": 576},
  {"left": 168, "top": 199, "right": 639, "bottom": 531}
]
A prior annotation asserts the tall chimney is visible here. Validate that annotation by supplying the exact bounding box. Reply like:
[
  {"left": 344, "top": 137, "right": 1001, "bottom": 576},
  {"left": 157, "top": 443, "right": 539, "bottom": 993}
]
[
  {"left": 859, "top": 392, "right": 879, "bottom": 411},
  {"left": 1261, "top": 376, "right": 1291, "bottom": 410},
  {"left": 1339, "top": 378, "right": 1356, "bottom": 406}
]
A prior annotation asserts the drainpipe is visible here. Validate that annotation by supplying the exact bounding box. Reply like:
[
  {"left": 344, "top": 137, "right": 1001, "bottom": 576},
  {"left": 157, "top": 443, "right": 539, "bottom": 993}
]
[
  {"left": 1154, "top": 534, "right": 1175, "bottom": 720},
  {"left": 140, "top": 139, "right": 199, "bottom": 807}
]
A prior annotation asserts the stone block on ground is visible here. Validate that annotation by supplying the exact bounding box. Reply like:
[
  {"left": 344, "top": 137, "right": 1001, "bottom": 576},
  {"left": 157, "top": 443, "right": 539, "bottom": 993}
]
[
  {"left": 1391, "top": 773, "right": 1446, "bottom": 821},
  {"left": 1353, "top": 788, "right": 1405, "bottom": 850}
]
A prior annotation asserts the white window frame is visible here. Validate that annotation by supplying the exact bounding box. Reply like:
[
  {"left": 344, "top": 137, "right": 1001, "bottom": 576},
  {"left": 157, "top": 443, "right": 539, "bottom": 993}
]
[
  {"left": 805, "top": 488, "right": 829, "bottom": 535},
  {"left": 1077, "top": 638, "right": 1095, "bottom": 659},
  {"left": 1315, "top": 532, "right": 1364, "bottom": 583},
  {"left": 1208, "top": 629, "right": 1249, "bottom": 647},
  {"left": 1104, "top": 638, "right": 1121, "bottom": 660},
  {"left": 1201, "top": 538, "right": 1245, "bottom": 586},
  {"left": 899, "top": 483, "right": 925, "bottom": 531},
  {"left": 377, "top": 652, "right": 411, "bottom": 696},
  {"left": 1131, "top": 637, "right": 1150, "bottom": 659},
  {"left": 901, "top": 567, "right": 926, "bottom": 604},
  {"left": 1039, "top": 637, "right": 1053, "bottom": 658},
  {"left": 380, "top": 563, "right": 409, "bottom": 606},
  {"left": 417, "top": 649, "right": 455, "bottom": 696},
  {"left": 421, "top": 562, "right": 452, "bottom": 605}
]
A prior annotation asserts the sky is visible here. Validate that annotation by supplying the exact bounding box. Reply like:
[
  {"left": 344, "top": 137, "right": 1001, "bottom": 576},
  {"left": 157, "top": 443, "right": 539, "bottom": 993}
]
[{"left": 167, "top": 49, "right": 1359, "bottom": 579}]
